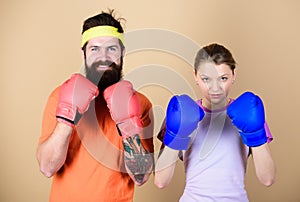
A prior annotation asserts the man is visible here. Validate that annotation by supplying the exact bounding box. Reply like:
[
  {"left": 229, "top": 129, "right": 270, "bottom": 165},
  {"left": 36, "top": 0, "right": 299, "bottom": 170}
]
[{"left": 37, "top": 9, "right": 154, "bottom": 202}]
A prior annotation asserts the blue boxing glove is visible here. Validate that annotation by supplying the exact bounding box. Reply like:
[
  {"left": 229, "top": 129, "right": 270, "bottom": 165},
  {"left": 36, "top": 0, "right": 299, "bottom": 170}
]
[
  {"left": 227, "top": 92, "right": 267, "bottom": 147},
  {"left": 163, "top": 94, "right": 205, "bottom": 150}
]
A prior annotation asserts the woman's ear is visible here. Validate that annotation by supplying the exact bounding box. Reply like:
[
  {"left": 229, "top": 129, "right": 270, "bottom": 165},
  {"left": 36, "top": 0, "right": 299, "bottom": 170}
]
[
  {"left": 232, "top": 69, "right": 237, "bottom": 84},
  {"left": 194, "top": 71, "right": 199, "bottom": 85}
]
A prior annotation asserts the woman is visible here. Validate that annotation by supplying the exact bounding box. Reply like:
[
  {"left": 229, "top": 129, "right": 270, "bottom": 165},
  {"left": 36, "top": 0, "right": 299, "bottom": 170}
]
[{"left": 154, "top": 43, "right": 275, "bottom": 202}]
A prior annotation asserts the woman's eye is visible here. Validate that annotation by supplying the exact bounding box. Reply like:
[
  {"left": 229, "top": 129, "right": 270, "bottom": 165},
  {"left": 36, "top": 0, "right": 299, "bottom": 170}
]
[
  {"left": 202, "top": 78, "right": 209, "bottom": 82},
  {"left": 221, "top": 77, "right": 228, "bottom": 81}
]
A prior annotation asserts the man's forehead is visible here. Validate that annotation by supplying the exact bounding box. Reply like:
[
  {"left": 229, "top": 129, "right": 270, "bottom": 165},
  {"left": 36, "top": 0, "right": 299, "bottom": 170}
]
[{"left": 87, "top": 36, "right": 120, "bottom": 47}]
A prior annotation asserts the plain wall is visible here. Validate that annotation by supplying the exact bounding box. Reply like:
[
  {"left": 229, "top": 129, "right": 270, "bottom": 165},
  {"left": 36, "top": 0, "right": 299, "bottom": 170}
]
[{"left": 1, "top": 0, "right": 299, "bottom": 201}]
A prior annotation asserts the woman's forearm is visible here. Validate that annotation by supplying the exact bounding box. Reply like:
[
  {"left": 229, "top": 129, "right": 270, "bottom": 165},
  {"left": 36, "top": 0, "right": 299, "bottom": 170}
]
[
  {"left": 251, "top": 143, "right": 276, "bottom": 186},
  {"left": 154, "top": 146, "right": 180, "bottom": 189}
]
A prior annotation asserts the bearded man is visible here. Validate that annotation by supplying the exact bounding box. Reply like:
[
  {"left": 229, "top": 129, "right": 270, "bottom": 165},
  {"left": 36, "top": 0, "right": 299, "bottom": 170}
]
[{"left": 36, "top": 9, "right": 154, "bottom": 202}]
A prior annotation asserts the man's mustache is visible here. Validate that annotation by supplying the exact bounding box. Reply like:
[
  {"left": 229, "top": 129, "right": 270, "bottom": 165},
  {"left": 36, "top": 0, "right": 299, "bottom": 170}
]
[{"left": 92, "top": 60, "right": 115, "bottom": 68}]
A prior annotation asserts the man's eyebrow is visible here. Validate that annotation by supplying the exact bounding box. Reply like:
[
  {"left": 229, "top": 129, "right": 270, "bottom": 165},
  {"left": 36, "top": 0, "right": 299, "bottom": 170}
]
[
  {"left": 107, "top": 44, "right": 119, "bottom": 48},
  {"left": 88, "top": 45, "right": 100, "bottom": 49},
  {"left": 89, "top": 44, "right": 119, "bottom": 48}
]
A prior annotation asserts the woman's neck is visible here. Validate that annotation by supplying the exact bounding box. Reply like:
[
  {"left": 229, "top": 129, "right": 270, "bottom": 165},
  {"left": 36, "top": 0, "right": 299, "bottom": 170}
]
[{"left": 201, "top": 98, "right": 231, "bottom": 111}]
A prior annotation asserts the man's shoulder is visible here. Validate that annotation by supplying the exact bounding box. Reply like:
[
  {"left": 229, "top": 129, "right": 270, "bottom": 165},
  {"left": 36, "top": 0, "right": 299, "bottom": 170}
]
[
  {"left": 136, "top": 91, "right": 152, "bottom": 105},
  {"left": 48, "top": 86, "right": 61, "bottom": 99}
]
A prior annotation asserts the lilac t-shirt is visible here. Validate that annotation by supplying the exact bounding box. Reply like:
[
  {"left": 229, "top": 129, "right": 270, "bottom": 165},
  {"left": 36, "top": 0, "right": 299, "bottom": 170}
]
[{"left": 179, "top": 100, "right": 273, "bottom": 202}]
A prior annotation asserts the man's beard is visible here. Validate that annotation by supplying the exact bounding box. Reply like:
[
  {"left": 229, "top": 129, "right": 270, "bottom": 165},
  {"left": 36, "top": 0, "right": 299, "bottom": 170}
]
[{"left": 85, "top": 59, "right": 123, "bottom": 92}]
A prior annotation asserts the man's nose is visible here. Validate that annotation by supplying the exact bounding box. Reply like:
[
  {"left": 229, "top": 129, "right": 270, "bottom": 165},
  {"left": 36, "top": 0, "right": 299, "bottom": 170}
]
[{"left": 97, "top": 48, "right": 108, "bottom": 60}]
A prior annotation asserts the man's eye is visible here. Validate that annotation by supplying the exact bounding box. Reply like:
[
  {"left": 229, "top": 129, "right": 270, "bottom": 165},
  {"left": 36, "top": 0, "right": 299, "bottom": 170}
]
[
  {"left": 202, "top": 78, "right": 209, "bottom": 82},
  {"left": 91, "top": 47, "right": 99, "bottom": 51},
  {"left": 108, "top": 46, "right": 117, "bottom": 51}
]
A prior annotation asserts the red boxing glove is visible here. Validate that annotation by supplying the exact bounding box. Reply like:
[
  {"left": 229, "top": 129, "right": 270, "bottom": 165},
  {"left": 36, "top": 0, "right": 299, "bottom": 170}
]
[
  {"left": 56, "top": 73, "right": 99, "bottom": 127},
  {"left": 103, "top": 80, "right": 143, "bottom": 138}
]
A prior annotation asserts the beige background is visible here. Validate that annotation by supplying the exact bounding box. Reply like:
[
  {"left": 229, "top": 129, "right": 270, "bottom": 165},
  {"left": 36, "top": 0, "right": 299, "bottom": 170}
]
[{"left": 1, "top": 0, "right": 299, "bottom": 201}]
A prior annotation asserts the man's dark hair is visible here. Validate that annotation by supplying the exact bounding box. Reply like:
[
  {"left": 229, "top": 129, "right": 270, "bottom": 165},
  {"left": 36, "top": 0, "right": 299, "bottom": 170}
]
[{"left": 81, "top": 9, "right": 125, "bottom": 51}]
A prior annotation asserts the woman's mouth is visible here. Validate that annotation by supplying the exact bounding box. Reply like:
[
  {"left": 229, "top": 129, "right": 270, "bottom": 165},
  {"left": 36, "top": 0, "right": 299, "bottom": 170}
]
[{"left": 210, "top": 94, "right": 222, "bottom": 99}]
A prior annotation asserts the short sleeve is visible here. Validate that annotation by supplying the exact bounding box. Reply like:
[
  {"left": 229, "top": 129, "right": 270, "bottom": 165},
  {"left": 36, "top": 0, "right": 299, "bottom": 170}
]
[
  {"left": 137, "top": 92, "right": 154, "bottom": 153},
  {"left": 264, "top": 122, "right": 273, "bottom": 143},
  {"left": 38, "top": 87, "right": 60, "bottom": 144}
]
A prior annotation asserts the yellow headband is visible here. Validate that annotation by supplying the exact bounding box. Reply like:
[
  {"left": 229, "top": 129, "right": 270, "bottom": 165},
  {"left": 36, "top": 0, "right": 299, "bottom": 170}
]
[{"left": 81, "top": 25, "right": 124, "bottom": 47}]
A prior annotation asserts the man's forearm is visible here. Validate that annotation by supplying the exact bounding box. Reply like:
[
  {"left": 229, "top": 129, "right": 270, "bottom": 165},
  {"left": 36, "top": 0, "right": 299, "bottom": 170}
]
[
  {"left": 122, "top": 134, "right": 154, "bottom": 185},
  {"left": 37, "top": 122, "right": 72, "bottom": 177}
]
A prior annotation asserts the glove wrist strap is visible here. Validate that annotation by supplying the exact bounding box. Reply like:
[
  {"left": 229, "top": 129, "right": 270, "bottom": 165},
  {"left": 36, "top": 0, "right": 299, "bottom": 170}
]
[
  {"left": 56, "top": 117, "right": 75, "bottom": 128},
  {"left": 163, "top": 130, "right": 191, "bottom": 150},
  {"left": 116, "top": 117, "right": 143, "bottom": 139},
  {"left": 240, "top": 128, "right": 267, "bottom": 147}
]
